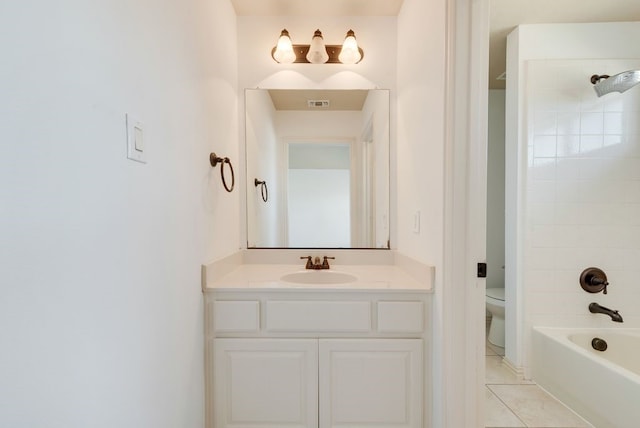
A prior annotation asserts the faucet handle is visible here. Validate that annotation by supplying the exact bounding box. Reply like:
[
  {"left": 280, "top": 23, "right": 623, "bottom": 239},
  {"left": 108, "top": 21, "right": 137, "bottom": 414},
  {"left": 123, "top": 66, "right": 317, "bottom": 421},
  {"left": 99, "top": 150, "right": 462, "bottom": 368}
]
[
  {"left": 322, "top": 256, "right": 335, "bottom": 269},
  {"left": 300, "top": 256, "right": 313, "bottom": 269}
]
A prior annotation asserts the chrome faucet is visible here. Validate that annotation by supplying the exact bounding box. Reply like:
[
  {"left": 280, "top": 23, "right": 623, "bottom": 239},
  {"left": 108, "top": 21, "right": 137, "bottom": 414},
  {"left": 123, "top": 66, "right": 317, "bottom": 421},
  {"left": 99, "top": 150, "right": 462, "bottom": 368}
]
[
  {"left": 300, "top": 256, "right": 335, "bottom": 270},
  {"left": 589, "top": 302, "right": 623, "bottom": 323}
]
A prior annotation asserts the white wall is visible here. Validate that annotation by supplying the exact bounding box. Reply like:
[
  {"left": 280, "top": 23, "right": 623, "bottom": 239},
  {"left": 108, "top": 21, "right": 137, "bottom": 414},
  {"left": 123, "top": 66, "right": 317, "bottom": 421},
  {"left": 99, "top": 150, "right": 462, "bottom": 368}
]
[
  {"left": 397, "top": 0, "right": 447, "bottom": 426},
  {"left": 487, "top": 90, "right": 506, "bottom": 289},
  {"left": 0, "top": 1, "right": 238, "bottom": 426},
  {"left": 506, "top": 22, "right": 640, "bottom": 375},
  {"left": 396, "top": 0, "right": 446, "bottom": 265}
]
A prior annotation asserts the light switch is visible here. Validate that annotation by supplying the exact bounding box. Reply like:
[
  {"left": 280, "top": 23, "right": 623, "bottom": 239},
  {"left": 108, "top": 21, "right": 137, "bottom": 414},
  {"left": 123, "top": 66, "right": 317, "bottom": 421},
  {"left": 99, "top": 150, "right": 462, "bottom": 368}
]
[
  {"left": 126, "top": 114, "right": 146, "bottom": 163},
  {"left": 134, "top": 125, "right": 144, "bottom": 152}
]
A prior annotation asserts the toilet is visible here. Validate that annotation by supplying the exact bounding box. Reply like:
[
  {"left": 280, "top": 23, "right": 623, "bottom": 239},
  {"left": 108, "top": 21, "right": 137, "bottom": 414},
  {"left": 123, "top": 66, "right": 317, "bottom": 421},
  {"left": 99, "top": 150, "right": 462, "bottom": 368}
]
[{"left": 486, "top": 287, "right": 505, "bottom": 348}]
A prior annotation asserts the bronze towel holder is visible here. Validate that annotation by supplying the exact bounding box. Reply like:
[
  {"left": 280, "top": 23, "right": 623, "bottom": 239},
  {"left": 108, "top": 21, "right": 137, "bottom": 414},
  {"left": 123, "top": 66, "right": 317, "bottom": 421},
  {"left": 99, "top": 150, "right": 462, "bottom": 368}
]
[
  {"left": 210, "top": 153, "right": 234, "bottom": 192},
  {"left": 254, "top": 178, "right": 268, "bottom": 202}
]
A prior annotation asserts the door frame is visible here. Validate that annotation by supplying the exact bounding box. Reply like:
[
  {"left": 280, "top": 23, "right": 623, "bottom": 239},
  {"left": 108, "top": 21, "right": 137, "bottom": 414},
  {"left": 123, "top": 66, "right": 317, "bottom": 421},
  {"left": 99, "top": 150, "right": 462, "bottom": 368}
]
[{"left": 441, "top": 0, "right": 490, "bottom": 426}]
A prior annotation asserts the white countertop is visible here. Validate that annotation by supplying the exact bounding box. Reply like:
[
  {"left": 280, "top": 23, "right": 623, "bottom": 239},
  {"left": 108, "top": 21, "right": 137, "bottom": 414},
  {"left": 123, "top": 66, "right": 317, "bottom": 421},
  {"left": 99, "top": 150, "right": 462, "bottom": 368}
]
[
  {"left": 202, "top": 250, "right": 434, "bottom": 292},
  {"left": 206, "top": 263, "right": 432, "bottom": 292}
]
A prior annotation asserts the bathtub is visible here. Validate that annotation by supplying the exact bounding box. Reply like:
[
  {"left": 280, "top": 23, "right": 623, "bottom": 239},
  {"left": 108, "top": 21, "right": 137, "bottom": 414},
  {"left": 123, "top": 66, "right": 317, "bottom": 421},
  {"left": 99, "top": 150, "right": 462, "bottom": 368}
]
[{"left": 532, "top": 327, "right": 640, "bottom": 428}]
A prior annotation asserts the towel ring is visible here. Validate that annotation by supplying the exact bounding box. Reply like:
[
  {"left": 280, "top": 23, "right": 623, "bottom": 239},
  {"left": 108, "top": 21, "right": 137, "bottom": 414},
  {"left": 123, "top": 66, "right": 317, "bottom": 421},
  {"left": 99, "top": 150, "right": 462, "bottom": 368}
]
[
  {"left": 254, "top": 179, "right": 268, "bottom": 202},
  {"left": 210, "top": 153, "right": 234, "bottom": 193}
]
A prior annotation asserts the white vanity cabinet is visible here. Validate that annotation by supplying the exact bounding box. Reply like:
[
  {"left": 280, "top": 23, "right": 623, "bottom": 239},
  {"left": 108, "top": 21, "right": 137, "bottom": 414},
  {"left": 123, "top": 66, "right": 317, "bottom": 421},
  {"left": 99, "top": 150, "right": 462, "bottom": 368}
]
[
  {"left": 205, "top": 290, "right": 430, "bottom": 428},
  {"left": 213, "top": 338, "right": 318, "bottom": 428},
  {"left": 319, "top": 338, "right": 423, "bottom": 428}
]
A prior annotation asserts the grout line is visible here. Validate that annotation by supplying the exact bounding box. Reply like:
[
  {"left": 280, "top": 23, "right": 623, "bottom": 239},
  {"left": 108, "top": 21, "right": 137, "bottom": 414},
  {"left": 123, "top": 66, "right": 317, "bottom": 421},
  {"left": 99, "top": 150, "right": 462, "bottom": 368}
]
[{"left": 485, "top": 384, "right": 528, "bottom": 428}]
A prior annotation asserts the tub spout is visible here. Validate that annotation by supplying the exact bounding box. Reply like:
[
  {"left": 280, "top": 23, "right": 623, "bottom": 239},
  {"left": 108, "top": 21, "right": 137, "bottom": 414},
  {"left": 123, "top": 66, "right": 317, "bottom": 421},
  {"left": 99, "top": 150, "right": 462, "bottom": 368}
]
[{"left": 589, "top": 302, "right": 623, "bottom": 323}]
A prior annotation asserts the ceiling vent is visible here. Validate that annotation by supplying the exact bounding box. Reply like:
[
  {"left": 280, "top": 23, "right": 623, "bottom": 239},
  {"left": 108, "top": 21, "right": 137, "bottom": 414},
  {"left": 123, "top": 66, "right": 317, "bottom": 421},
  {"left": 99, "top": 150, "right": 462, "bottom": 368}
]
[{"left": 307, "top": 100, "right": 330, "bottom": 108}]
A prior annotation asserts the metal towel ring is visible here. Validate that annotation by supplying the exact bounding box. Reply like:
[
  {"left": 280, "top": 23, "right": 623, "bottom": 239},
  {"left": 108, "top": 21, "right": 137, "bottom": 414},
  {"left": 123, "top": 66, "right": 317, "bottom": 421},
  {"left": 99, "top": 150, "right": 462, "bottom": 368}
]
[
  {"left": 254, "top": 179, "right": 268, "bottom": 202},
  {"left": 209, "top": 153, "right": 235, "bottom": 192}
]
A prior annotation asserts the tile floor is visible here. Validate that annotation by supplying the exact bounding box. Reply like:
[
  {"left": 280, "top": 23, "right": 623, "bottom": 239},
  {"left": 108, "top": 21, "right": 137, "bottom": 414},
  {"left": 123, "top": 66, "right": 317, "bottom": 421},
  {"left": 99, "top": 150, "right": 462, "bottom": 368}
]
[{"left": 485, "top": 336, "right": 593, "bottom": 428}]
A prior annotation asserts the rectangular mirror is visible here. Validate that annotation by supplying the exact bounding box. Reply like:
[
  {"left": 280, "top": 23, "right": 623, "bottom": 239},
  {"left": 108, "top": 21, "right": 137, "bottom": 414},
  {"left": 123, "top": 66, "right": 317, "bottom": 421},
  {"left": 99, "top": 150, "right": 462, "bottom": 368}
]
[{"left": 245, "top": 89, "right": 390, "bottom": 249}]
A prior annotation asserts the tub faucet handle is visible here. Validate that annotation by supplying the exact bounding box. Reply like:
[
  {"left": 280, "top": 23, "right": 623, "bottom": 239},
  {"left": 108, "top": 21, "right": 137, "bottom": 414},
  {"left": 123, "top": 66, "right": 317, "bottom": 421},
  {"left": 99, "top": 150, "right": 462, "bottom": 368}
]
[{"left": 580, "top": 267, "right": 609, "bottom": 294}]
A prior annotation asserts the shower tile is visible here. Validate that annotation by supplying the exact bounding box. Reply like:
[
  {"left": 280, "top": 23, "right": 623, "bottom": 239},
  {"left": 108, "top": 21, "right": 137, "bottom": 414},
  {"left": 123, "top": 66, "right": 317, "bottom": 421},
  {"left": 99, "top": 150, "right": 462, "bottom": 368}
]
[
  {"left": 556, "top": 135, "right": 580, "bottom": 157},
  {"left": 556, "top": 113, "right": 581, "bottom": 135},
  {"left": 553, "top": 224, "right": 589, "bottom": 248},
  {"left": 603, "top": 96, "right": 624, "bottom": 112},
  {"left": 533, "top": 135, "right": 558, "bottom": 158},
  {"left": 485, "top": 387, "right": 525, "bottom": 428},
  {"left": 556, "top": 180, "right": 586, "bottom": 204},
  {"left": 532, "top": 158, "right": 556, "bottom": 181},
  {"left": 525, "top": 269, "right": 557, "bottom": 292},
  {"left": 529, "top": 203, "right": 555, "bottom": 225},
  {"left": 530, "top": 224, "right": 556, "bottom": 248},
  {"left": 579, "top": 135, "right": 604, "bottom": 155},
  {"left": 604, "top": 112, "right": 623, "bottom": 135},
  {"left": 628, "top": 159, "right": 640, "bottom": 181},
  {"left": 580, "top": 112, "right": 604, "bottom": 135},
  {"left": 528, "top": 181, "right": 556, "bottom": 204},
  {"left": 623, "top": 180, "right": 640, "bottom": 203},
  {"left": 533, "top": 111, "right": 557, "bottom": 135},
  {"left": 554, "top": 203, "right": 587, "bottom": 225},
  {"left": 555, "top": 158, "right": 581, "bottom": 181},
  {"left": 488, "top": 384, "right": 590, "bottom": 427}
]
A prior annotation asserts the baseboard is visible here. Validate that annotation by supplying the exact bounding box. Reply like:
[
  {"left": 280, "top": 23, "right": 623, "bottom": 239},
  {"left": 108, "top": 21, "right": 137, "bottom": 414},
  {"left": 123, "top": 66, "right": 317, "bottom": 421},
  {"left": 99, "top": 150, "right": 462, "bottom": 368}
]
[{"left": 502, "top": 357, "right": 526, "bottom": 381}]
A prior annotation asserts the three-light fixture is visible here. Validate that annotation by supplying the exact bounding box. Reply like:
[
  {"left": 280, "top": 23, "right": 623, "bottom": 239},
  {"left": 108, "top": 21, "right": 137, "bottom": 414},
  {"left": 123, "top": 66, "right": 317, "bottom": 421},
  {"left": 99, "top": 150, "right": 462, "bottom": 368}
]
[{"left": 271, "top": 29, "right": 364, "bottom": 64}]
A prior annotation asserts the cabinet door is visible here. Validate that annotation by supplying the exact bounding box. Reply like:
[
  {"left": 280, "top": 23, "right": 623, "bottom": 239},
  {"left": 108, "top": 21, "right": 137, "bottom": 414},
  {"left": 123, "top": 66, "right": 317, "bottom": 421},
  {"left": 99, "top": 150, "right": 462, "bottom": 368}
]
[
  {"left": 213, "top": 339, "right": 318, "bottom": 428},
  {"left": 318, "top": 339, "right": 423, "bottom": 428}
]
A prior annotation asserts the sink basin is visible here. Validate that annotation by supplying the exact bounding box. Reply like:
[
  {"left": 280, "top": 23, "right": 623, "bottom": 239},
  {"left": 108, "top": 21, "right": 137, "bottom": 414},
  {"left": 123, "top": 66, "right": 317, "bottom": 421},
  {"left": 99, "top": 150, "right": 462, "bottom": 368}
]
[{"left": 280, "top": 271, "right": 358, "bottom": 285}]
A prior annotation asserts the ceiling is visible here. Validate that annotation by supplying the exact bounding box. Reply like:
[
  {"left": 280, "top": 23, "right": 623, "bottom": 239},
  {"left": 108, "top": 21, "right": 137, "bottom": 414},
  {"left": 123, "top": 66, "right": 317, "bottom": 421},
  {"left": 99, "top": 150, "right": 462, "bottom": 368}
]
[
  {"left": 268, "top": 89, "right": 369, "bottom": 111},
  {"left": 489, "top": 0, "right": 640, "bottom": 89},
  {"left": 232, "top": 0, "right": 640, "bottom": 89},
  {"left": 231, "top": 0, "right": 403, "bottom": 16}
]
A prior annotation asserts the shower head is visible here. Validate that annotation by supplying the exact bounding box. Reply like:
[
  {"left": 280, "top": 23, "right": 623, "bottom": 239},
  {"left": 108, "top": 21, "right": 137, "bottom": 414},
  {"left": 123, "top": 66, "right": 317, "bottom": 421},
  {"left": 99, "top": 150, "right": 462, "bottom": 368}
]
[{"left": 591, "top": 70, "right": 640, "bottom": 97}]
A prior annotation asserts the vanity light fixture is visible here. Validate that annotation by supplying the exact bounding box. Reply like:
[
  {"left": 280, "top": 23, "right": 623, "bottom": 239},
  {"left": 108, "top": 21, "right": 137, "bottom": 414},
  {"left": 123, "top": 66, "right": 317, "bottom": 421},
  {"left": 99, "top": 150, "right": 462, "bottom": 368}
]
[
  {"left": 306, "top": 29, "right": 329, "bottom": 64},
  {"left": 271, "top": 29, "right": 364, "bottom": 64},
  {"left": 338, "top": 30, "right": 362, "bottom": 64},
  {"left": 272, "top": 29, "right": 296, "bottom": 64}
]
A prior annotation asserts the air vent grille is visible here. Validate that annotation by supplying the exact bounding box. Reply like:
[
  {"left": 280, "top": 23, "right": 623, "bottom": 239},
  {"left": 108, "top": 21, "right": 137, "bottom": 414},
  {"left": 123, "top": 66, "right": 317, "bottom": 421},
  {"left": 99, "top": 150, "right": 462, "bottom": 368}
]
[{"left": 307, "top": 100, "right": 330, "bottom": 108}]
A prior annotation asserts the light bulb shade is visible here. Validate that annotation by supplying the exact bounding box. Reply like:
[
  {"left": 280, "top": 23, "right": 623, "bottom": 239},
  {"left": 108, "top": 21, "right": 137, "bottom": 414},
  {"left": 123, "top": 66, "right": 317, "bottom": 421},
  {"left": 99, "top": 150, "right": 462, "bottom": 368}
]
[
  {"left": 272, "top": 29, "right": 295, "bottom": 64},
  {"left": 338, "top": 30, "right": 362, "bottom": 64},
  {"left": 306, "top": 29, "right": 329, "bottom": 64}
]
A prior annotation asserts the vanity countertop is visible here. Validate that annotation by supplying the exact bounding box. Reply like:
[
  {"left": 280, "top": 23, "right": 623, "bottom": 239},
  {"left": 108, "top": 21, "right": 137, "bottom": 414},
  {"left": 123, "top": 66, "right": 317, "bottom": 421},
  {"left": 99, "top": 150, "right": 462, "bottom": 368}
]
[{"left": 203, "top": 251, "right": 434, "bottom": 292}]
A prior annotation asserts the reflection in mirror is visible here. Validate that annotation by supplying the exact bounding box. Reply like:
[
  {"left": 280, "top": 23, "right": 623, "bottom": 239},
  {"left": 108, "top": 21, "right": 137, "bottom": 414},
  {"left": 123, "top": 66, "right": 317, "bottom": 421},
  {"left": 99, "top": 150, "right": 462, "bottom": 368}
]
[{"left": 245, "top": 89, "right": 390, "bottom": 249}]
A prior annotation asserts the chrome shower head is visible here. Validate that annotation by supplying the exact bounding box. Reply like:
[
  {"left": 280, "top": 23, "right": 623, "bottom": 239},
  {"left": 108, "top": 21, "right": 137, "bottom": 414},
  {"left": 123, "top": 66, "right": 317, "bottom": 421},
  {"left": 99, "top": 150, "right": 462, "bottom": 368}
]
[{"left": 591, "top": 70, "right": 640, "bottom": 97}]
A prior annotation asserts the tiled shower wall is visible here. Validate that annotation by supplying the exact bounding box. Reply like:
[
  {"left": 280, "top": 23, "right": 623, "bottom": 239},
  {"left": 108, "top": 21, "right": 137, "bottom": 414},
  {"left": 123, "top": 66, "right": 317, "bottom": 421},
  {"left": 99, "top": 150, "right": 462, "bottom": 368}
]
[{"left": 524, "top": 59, "right": 640, "bottom": 341}]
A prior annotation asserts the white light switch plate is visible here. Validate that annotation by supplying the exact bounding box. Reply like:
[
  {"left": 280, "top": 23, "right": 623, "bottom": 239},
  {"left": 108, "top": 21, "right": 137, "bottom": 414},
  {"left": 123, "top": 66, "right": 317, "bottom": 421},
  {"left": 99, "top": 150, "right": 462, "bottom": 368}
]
[{"left": 126, "top": 114, "right": 146, "bottom": 163}]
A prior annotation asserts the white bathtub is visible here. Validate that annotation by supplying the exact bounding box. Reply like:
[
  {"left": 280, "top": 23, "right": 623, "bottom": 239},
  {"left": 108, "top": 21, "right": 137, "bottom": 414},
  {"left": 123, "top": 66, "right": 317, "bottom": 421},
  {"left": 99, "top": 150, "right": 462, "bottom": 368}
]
[{"left": 532, "top": 327, "right": 640, "bottom": 428}]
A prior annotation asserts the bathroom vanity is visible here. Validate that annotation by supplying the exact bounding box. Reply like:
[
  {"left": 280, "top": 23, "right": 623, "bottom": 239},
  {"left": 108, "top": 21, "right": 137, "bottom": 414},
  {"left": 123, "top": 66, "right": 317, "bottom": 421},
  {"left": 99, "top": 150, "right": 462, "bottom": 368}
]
[{"left": 203, "top": 250, "right": 433, "bottom": 428}]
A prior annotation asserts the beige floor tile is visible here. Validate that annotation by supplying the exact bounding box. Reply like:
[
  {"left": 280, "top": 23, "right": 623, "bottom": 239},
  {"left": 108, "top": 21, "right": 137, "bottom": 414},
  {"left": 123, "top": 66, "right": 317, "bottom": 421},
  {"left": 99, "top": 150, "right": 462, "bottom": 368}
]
[
  {"left": 488, "top": 384, "right": 590, "bottom": 427},
  {"left": 485, "top": 356, "right": 533, "bottom": 385},
  {"left": 486, "top": 341, "right": 498, "bottom": 356},
  {"left": 485, "top": 386, "right": 525, "bottom": 427},
  {"left": 487, "top": 341, "right": 505, "bottom": 356}
]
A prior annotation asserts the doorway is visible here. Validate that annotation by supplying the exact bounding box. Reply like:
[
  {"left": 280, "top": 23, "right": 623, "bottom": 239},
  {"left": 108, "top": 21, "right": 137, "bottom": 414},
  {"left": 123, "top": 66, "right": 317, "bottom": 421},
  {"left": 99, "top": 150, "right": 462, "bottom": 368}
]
[{"left": 286, "top": 141, "right": 353, "bottom": 247}]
